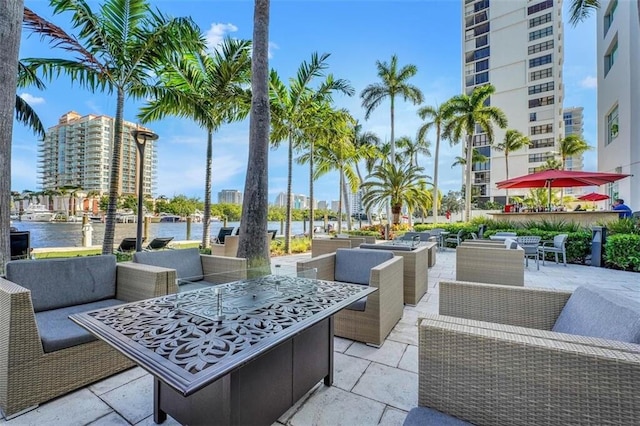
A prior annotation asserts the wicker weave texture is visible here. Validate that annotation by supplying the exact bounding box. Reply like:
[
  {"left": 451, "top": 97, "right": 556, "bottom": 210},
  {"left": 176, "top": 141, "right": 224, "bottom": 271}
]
[
  {"left": 201, "top": 254, "right": 247, "bottom": 283},
  {"left": 210, "top": 235, "right": 239, "bottom": 257},
  {"left": 418, "top": 316, "right": 640, "bottom": 425},
  {"left": 455, "top": 245, "right": 524, "bottom": 286},
  {"left": 0, "top": 262, "right": 172, "bottom": 417},
  {"left": 382, "top": 245, "right": 428, "bottom": 305},
  {"left": 311, "top": 239, "right": 353, "bottom": 257},
  {"left": 298, "top": 253, "right": 404, "bottom": 346}
]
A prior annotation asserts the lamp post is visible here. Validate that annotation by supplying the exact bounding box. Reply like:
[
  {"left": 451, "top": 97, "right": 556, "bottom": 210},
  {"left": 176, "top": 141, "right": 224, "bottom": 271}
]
[{"left": 131, "top": 129, "right": 158, "bottom": 252}]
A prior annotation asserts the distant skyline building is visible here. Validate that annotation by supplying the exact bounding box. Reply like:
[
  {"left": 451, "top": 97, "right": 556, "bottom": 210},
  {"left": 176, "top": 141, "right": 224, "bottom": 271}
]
[
  {"left": 348, "top": 190, "right": 364, "bottom": 215},
  {"left": 317, "top": 200, "right": 328, "bottom": 211},
  {"left": 38, "top": 111, "right": 157, "bottom": 197},
  {"left": 461, "top": 0, "right": 564, "bottom": 203},
  {"left": 563, "top": 107, "right": 585, "bottom": 195},
  {"left": 273, "top": 192, "right": 309, "bottom": 209},
  {"left": 330, "top": 200, "right": 340, "bottom": 213},
  {"left": 218, "top": 189, "right": 243, "bottom": 204},
  {"left": 597, "top": 0, "right": 639, "bottom": 209}
]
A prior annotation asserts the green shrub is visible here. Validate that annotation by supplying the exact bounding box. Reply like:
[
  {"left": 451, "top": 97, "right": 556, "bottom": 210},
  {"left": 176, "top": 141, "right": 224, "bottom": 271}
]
[
  {"left": 605, "top": 234, "right": 640, "bottom": 271},
  {"left": 603, "top": 218, "right": 640, "bottom": 235}
]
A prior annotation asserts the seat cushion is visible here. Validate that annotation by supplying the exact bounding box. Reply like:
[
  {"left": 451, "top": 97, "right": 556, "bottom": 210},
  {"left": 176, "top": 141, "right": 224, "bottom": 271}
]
[
  {"left": 552, "top": 286, "right": 640, "bottom": 343},
  {"left": 403, "top": 407, "right": 473, "bottom": 425},
  {"left": 334, "top": 248, "right": 393, "bottom": 286},
  {"left": 6, "top": 255, "right": 117, "bottom": 312},
  {"left": 35, "top": 298, "right": 126, "bottom": 353},
  {"left": 134, "top": 248, "right": 203, "bottom": 281}
]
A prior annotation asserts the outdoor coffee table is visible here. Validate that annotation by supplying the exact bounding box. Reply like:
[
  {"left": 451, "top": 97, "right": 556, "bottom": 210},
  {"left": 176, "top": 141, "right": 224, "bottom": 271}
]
[{"left": 70, "top": 273, "right": 375, "bottom": 425}]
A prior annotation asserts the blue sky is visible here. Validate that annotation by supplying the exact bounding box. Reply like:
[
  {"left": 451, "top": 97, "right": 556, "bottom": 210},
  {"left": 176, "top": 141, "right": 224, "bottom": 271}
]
[{"left": 13, "top": 0, "right": 597, "bottom": 205}]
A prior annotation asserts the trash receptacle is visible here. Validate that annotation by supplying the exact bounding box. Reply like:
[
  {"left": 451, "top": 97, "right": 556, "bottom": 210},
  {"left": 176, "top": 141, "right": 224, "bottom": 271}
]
[
  {"left": 478, "top": 224, "right": 487, "bottom": 239},
  {"left": 591, "top": 226, "right": 607, "bottom": 267}
]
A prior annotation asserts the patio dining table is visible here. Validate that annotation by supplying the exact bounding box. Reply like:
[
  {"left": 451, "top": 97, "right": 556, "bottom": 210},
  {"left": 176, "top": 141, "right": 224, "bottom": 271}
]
[{"left": 70, "top": 273, "right": 375, "bottom": 426}]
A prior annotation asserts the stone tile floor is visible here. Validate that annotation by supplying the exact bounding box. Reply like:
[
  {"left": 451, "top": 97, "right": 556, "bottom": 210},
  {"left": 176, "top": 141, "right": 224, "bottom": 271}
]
[{"left": 2, "top": 249, "right": 639, "bottom": 425}]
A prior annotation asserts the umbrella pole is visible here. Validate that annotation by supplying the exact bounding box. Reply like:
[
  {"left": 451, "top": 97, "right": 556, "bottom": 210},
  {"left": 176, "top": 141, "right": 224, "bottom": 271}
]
[{"left": 547, "top": 180, "right": 552, "bottom": 211}]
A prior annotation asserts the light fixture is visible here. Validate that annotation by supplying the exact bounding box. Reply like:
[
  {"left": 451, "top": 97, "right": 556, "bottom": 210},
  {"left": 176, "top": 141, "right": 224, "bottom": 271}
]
[{"left": 131, "top": 129, "right": 159, "bottom": 252}]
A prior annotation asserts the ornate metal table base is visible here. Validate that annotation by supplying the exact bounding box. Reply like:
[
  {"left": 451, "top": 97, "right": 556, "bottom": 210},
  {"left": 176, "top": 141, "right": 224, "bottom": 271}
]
[{"left": 154, "top": 317, "right": 333, "bottom": 425}]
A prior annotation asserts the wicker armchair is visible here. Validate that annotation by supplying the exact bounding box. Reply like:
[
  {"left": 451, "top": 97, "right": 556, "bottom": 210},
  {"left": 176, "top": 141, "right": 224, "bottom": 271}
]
[
  {"left": 311, "top": 237, "right": 365, "bottom": 257},
  {"left": 412, "top": 281, "right": 640, "bottom": 425},
  {"left": 0, "top": 257, "right": 173, "bottom": 418},
  {"left": 297, "top": 248, "right": 404, "bottom": 346},
  {"left": 455, "top": 242, "right": 524, "bottom": 286}
]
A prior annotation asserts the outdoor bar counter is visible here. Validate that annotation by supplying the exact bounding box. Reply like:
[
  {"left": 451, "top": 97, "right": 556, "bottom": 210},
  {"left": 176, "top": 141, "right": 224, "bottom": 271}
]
[{"left": 488, "top": 210, "right": 621, "bottom": 226}]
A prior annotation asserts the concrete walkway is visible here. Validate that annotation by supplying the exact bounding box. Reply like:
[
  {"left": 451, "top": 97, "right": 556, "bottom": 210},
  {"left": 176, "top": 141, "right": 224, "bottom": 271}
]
[{"left": 2, "top": 250, "right": 638, "bottom": 425}]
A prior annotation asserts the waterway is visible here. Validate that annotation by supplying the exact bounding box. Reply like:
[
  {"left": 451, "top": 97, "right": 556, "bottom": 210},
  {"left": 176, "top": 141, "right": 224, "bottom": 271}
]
[{"left": 11, "top": 220, "right": 328, "bottom": 249}]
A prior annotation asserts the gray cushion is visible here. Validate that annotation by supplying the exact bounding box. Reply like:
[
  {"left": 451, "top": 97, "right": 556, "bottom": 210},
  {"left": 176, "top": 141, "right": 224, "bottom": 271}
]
[
  {"left": 401, "top": 232, "right": 419, "bottom": 241},
  {"left": 347, "top": 296, "right": 367, "bottom": 311},
  {"left": 552, "top": 286, "right": 640, "bottom": 343},
  {"left": 504, "top": 238, "right": 518, "bottom": 249},
  {"left": 134, "top": 248, "right": 203, "bottom": 281},
  {"left": 334, "top": 248, "right": 393, "bottom": 286},
  {"left": 359, "top": 243, "right": 413, "bottom": 251},
  {"left": 404, "top": 407, "right": 473, "bottom": 425},
  {"left": 418, "top": 232, "right": 432, "bottom": 241},
  {"left": 35, "top": 298, "right": 125, "bottom": 352},
  {"left": 6, "top": 255, "right": 117, "bottom": 312}
]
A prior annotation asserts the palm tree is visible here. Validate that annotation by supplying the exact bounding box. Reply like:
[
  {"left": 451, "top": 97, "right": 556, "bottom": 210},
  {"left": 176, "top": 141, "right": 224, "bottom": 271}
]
[
  {"left": 536, "top": 158, "right": 563, "bottom": 171},
  {"left": 16, "top": 61, "right": 46, "bottom": 137},
  {"left": 138, "top": 38, "right": 251, "bottom": 249},
  {"left": 558, "top": 134, "right": 592, "bottom": 170},
  {"left": 349, "top": 121, "right": 380, "bottom": 223},
  {"left": 493, "top": 129, "right": 531, "bottom": 205},
  {"left": 23, "top": 1, "right": 203, "bottom": 255},
  {"left": 270, "top": 53, "right": 353, "bottom": 253},
  {"left": 0, "top": 0, "right": 22, "bottom": 271},
  {"left": 443, "top": 84, "right": 507, "bottom": 221},
  {"left": 568, "top": 0, "right": 600, "bottom": 25},
  {"left": 451, "top": 148, "right": 489, "bottom": 168},
  {"left": 396, "top": 135, "right": 431, "bottom": 168},
  {"left": 360, "top": 54, "right": 423, "bottom": 163},
  {"left": 361, "top": 161, "right": 431, "bottom": 225},
  {"left": 238, "top": 0, "right": 270, "bottom": 267},
  {"left": 417, "top": 102, "right": 452, "bottom": 223}
]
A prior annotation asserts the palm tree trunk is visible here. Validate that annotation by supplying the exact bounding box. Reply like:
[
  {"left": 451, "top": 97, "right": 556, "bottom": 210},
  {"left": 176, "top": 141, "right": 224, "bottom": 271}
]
[
  {"left": 464, "top": 134, "right": 473, "bottom": 222},
  {"left": 504, "top": 153, "right": 509, "bottom": 206},
  {"left": 432, "top": 129, "right": 440, "bottom": 223},
  {"left": 309, "top": 139, "right": 314, "bottom": 237},
  {"left": 202, "top": 130, "right": 213, "bottom": 249},
  {"left": 237, "top": 0, "right": 270, "bottom": 267},
  {"left": 284, "top": 134, "right": 293, "bottom": 253},
  {"left": 0, "top": 0, "right": 22, "bottom": 272},
  {"left": 337, "top": 168, "right": 344, "bottom": 233},
  {"left": 341, "top": 173, "right": 352, "bottom": 231},
  {"left": 102, "top": 87, "right": 125, "bottom": 254}
]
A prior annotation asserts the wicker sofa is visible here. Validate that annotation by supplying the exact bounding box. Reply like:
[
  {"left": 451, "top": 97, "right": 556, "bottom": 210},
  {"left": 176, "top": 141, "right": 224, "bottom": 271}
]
[
  {"left": 132, "top": 247, "right": 246, "bottom": 292},
  {"left": 311, "top": 237, "right": 365, "bottom": 257},
  {"left": 456, "top": 240, "right": 524, "bottom": 286},
  {"left": 0, "top": 255, "right": 173, "bottom": 418},
  {"left": 297, "top": 248, "right": 404, "bottom": 346},
  {"left": 406, "top": 281, "right": 640, "bottom": 425},
  {"left": 357, "top": 243, "right": 429, "bottom": 305}
]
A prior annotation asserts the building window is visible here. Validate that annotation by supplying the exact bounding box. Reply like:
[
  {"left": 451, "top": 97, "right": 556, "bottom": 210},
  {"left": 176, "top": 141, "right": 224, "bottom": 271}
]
[
  {"left": 476, "top": 34, "right": 488, "bottom": 48},
  {"left": 528, "top": 152, "right": 555, "bottom": 162},
  {"left": 529, "top": 26, "right": 553, "bottom": 41},
  {"left": 473, "top": 133, "right": 490, "bottom": 147},
  {"left": 475, "top": 59, "right": 489, "bottom": 72},
  {"left": 474, "top": 0, "right": 489, "bottom": 13},
  {"left": 474, "top": 46, "right": 490, "bottom": 61},
  {"left": 528, "top": 39, "right": 554, "bottom": 55},
  {"left": 529, "top": 95, "right": 554, "bottom": 108},
  {"left": 604, "top": 0, "right": 618, "bottom": 36},
  {"left": 530, "top": 137, "right": 555, "bottom": 149},
  {"left": 528, "top": 81, "right": 554, "bottom": 95},
  {"left": 475, "top": 22, "right": 490, "bottom": 37},
  {"left": 530, "top": 113, "right": 537, "bottom": 122},
  {"left": 529, "top": 54, "right": 553, "bottom": 68},
  {"left": 604, "top": 37, "right": 618, "bottom": 76},
  {"left": 528, "top": 0, "right": 553, "bottom": 15},
  {"left": 530, "top": 67, "right": 553, "bottom": 81},
  {"left": 529, "top": 12, "right": 552, "bottom": 28},
  {"left": 475, "top": 72, "right": 489, "bottom": 85},
  {"left": 606, "top": 104, "right": 619, "bottom": 145},
  {"left": 530, "top": 124, "right": 553, "bottom": 135}
]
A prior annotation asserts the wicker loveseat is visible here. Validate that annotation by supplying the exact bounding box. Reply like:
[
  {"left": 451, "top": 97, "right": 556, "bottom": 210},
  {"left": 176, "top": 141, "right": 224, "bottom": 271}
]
[
  {"left": 0, "top": 255, "right": 173, "bottom": 418},
  {"left": 132, "top": 247, "right": 247, "bottom": 292},
  {"left": 405, "top": 281, "right": 640, "bottom": 425},
  {"left": 297, "top": 248, "right": 403, "bottom": 346},
  {"left": 456, "top": 239, "right": 524, "bottom": 286}
]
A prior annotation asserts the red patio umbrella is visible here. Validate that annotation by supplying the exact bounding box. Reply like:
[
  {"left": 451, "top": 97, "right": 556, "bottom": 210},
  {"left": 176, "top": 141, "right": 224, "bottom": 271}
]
[
  {"left": 577, "top": 192, "right": 610, "bottom": 202},
  {"left": 496, "top": 169, "right": 630, "bottom": 209}
]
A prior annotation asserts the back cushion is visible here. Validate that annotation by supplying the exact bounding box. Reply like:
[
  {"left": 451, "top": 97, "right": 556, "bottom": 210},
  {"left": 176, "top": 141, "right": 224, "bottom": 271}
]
[
  {"left": 552, "top": 286, "right": 640, "bottom": 343},
  {"left": 6, "top": 255, "right": 117, "bottom": 312},
  {"left": 504, "top": 238, "right": 518, "bottom": 249},
  {"left": 133, "top": 248, "right": 203, "bottom": 281},
  {"left": 334, "top": 248, "right": 393, "bottom": 285}
]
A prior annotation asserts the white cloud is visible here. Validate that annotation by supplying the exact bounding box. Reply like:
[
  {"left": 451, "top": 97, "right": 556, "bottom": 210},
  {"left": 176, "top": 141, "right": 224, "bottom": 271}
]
[
  {"left": 580, "top": 76, "right": 597, "bottom": 89},
  {"left": 268, "top": 42, "right": 279, "bottom": 59},
  {"left": 19, "top": 93, "right": 45, "bottom": 105},
  {"left": 205, "top": 22, "right": 238, "bottom": 52}
]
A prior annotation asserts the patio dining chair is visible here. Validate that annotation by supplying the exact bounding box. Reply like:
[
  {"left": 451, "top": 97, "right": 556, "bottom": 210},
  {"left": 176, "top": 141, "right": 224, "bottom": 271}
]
[
  {"left": 538, "top": 233, "right": 568, "bottom": 266},
  {"left": 517, "top": 235, "right": 542, "bottom": 269},
  {"left": 444, "top": 230, "right": 464, "bottom": 248}
]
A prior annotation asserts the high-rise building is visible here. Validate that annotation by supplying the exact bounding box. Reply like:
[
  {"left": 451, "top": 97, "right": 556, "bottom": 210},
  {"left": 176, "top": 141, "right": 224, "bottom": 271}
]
[
  {"left": 317, "top": 200, "right": 328, "bottom": 211},
  {"left": 273, "top": 192, "right": 309, "bottom": 209},
  {"left": 38, "top": 111, "right": 157, "bottom": 196},
  {"left": 330, "top": 200, "right": 340, "bottom": 213},
  {"left": 597, "top": 0, "right": 639, "bottom": 209},
  {"left": 562, "top": 107, "right": 585, "bottom": 195},
  {"left": 348, "top": 190, "right": 364, "bottom": 215},
  {"left": 462, "top": 0, "right": 564, "bottom": 203},
  {"left": 218, "top": 189, "right": 243, "bottom": 204}
]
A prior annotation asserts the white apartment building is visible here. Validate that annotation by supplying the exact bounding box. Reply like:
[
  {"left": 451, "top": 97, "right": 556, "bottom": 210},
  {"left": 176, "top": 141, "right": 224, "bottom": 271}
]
[
  {"left": 218, "top": 189, "right": 243, "bottom": 204},
  {"left": 563, "top": 106, "right": 585, "bottom": 195},
  {"left": 273, "top": 192, "right": 309, "bottom": 209},
  {"left": 597, "top": 0, "right": 639, "bottom": 210},
  {"left": 39, "top": 111, "right": 157, "bottom": 196},
  {"left": 462, "top": 0, "right": 564, "bottom": 204}
]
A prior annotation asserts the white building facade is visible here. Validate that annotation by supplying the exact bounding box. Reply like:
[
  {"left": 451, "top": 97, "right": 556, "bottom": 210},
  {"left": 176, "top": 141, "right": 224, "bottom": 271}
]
[
  {"left": 218, "top": 189, "right": 243, "bottom": 204},
  {"left": 597, "top": 0, "right": 639, "bottom": 210},
  {"left": 462, "top": 0, "right": 564, "bottom": 204}
]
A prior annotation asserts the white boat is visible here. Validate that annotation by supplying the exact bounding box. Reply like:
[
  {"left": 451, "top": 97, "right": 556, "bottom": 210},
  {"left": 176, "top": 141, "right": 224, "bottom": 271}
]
[{"left": 21, "top": 204, "right": 56, "bottom": 222}]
